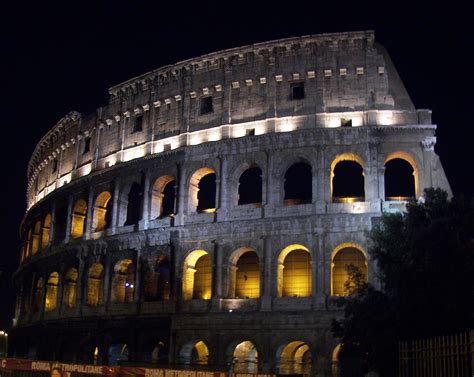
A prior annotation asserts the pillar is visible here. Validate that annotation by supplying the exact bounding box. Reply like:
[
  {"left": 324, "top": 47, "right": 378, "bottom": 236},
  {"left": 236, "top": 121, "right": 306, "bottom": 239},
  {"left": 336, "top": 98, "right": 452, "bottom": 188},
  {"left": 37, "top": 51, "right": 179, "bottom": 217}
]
[
  {"left": 110, "top": 180, "right": 120, "bottom": 234},
  {"left": 140, "top": 172, "right": 151, "bottom": 230},
  {"left": 84, "top": 189, "right": 94, "bottom": 240},
  {"left": 64, "top": 196, "right": 74, "bottom": 243},
  {"left": 176, "top": 163, "right": 186, "bottom": 226},
  {"left": 260, "top": 236, "right": 272, "bottom": 311}
]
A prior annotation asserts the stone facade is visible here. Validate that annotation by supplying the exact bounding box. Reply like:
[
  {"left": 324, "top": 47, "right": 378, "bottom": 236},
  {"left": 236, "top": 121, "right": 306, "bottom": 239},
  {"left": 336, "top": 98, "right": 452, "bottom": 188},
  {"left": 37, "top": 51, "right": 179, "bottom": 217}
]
[{"left": 12, "top": 31, "right": 451, "bottom": 376}]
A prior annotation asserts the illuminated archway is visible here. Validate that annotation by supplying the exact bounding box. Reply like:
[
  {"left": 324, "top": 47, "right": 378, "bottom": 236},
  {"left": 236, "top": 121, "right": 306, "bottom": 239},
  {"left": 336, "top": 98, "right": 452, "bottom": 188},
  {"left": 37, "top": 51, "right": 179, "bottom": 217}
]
[
  {"left": 182, "top": 250, "right": 212, "bottom": 300},
  {"left": 231, "top": 341, "right": 259, "bottom": 373},
  {"left": 151, "top": 175, "right": 176, "bottom": 218},
  {"left": 385, "top": 151, "right": 419, "bottom": 199},
  {"left": 31, "top": 221, "right": 41, "bottom": 255},
  {"left": 45, "top": 272, "right": 59, "bottom": 312},
  {"left": 277, "top": 341, "right": 312, "bottom": 375},
  {"left": 278, "top": 244, "right": 312, "bottom": 298},
  {"left": 228, "top": 248, "right": 260, "bottom": 299},
  {"left": 284, "top": 162, "right": 312, "bottom": 205},
  {"left": 87, "top": 263, "right": 104, "bottom": 306},
  {"left": 111, "top": 259, "right": 135, "bottom": 303},
  {"left": 71, "top": 199, "right": 87, "bottom": 239},
  {"left": 41, "top": 213, "right": 52, "bottom": 248},
  {"left": 238, "top": 166, "right": 263, "bottom": 206},
  {"left": 188, "top": 168, "right": 216, "bottom": 213},
  {"left": 331, "top": 154, "right": 365, "bottom": 203},
  {"left": 63, "top": 268, "right": 78, "bottom": 308},
  {"left": 92, "top": 191, "right": 112, "bottom": 232},
  {"left": 179, "top": 341, "right": 209, "bottom": 365},
  {"left": 331, "top": 243, "right": 368, "bottom": 296}
]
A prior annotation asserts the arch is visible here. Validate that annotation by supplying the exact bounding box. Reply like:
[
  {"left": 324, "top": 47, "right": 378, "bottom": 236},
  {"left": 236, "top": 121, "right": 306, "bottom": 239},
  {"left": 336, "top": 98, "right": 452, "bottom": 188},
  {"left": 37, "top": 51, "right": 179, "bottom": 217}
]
[
  {"left": 45, "top": 272, "right": 59, "bottom": 312},
  {"left": 385, "top": 151, "right": 419, "bottom": 199},
  {"left": 331, "top": 243, "right": 368, "bottom": 296},
  {"left": 87, "top": 263, "right": 104, "bottom": 306},
  {"left": 179, "top": 340, "right": 209, "bottom": 365},
  {"left": 71, "top": 199, "right": 87, "bottom": 239},
  {"left": 151, "top": 175, "right": 176, "bottom": 218},
  {"left": 332, "top": 344, "right": 342, "bottom": 377},
  {"left": 144, "top": 256, "right": 171, "bottom": 301},
  {"left": 41, "top": 213, "right": 52, "bottom": 248},
  {"left": 238, "top": 166, "right": 263, "bottom": 206},
  {"left": 284, "top": 162, "right": 312, "bottom": 205},
  {"left": 92, "top": 191, "right": 112, "bottom": 232},
  {"left": 31, "top": 221, "right": 41, "bottom": 255},
  {"left": 230, "top": 340, "right": 259, "bottom": 373},
  {"left": 63, "top": 268, "right": 78, "bottom": 308},
  {"left": 141, "top": 339, "right": 168, "bottom": 363},
  {"left": 277, "top": 341, "right": 312, "bottom": 375},
  {"left": 331, "top": 154, "right": 365, "bottom": 203},
  {"left": 333, "top": 343, "right": 365, "bottom": 377},
  {"left": 34, "top": 278, "right": 44, "bottom": 313},
  {"left": 125, "top": 182, "right": 143, "bottom": 225},
  {"left": 188, "top": 167, "right": 216, "bottom": 213},
  {"left": 277, "top": 244, "right": 312, "bottom": 298},
  {"left": 111, "top": 259, "right": 135, "bottom": 303},
  {"left": 108, "top": 343, "right": 129, "bottom": 366},
  {"left": 228, "top": 248, "right": 260, "bottom": 299},
  {"left": 182, "top": 250, "right": 212, "bottom": 300}
]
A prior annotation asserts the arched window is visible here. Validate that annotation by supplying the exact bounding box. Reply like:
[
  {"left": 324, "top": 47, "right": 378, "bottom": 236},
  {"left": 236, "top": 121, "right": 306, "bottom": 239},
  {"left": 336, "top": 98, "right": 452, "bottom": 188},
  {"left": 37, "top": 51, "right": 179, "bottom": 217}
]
[
  {"left": 87, "top": 263, "right": 104, "bottom": 306},
  {"left": 71, "top": 199, "right": 87, "bottom": 239},
  {"left": 228, "top": 250, "right": 260, "bottom": 299},
  {"left": 151, "top": 176, "right": 176, "bottom": 218},
  {"left": 93, "top": 191, "right": 112, "bottom": 232},
  {"left": 45, "top": 272, "right": 59, "bottom": 312},
  {"left": 284, "top": 162, "right": 312, "bottom": 205},
  {"left": 189, "top": 168, "right": 216, "bottom": 213},
  {"left": 31, "top": 221, "right": 41, "bottom": 255},
  {"left": 331, "top": 155, "right": 365, "bottom": 203},
  {"left": 385, "top": 158, "right": 416, "bottom": 200},
  {"left": 238, "top": 167, "right": 263, "bottom": 205},
  {"left": 277, "top": 341, "right": 312, "bottom": 376},
  {"left": 182, "top": 250, "right": 212, "bottom": 300},
  {"left": 331, "top": 245, "right": 367, "bottom": 296},
  {"left": 63, "top": 268, "right": 78, "bottom": 308},
  {"left": 41, "top": 214, "right": 52, "bottom": 248},
  {"left": 179, "top": 341, "right": 209, "bottom": 365},
  {"left": 278, "top": 245, "right": 312, "bottom": 298},
  {"left": 232, "top": 341, "right": 258, "bottom": 373},
  {"left": 125, "top": 183, "right": 143, "bottom": 225},
  {"left": 34, "top": 278, "right": 44, "bottom": 313},
  {"left": 144, "top": 256, "right": 171, "bottom": 301},
  {"left": 111, "top": 259, "right": 135, "bottom": 303}
]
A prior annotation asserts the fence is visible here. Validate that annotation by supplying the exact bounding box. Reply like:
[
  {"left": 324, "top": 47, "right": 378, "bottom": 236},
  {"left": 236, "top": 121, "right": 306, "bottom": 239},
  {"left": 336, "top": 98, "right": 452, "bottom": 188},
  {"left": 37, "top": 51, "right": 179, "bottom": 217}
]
[{"left": 399, "top": 331, "right": 473, "bottom": 377}]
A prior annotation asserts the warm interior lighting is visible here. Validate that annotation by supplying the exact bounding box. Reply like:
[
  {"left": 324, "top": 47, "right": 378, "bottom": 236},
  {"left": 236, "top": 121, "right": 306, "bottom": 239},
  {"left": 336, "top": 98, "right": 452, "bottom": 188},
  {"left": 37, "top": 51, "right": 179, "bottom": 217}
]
[
  {"left": 331, "top": 245, "right": 367, "bottom": 296},
  {"left": 278, "top": 244, "right": 311, "bottom": 298},
  {"left": 198, "top": 208, "right": 216, "bottom": 213},
  {"left": 182, "top": 250, "right": 212, "bottom": 300},
  {"left": 278, "top": 341, "right": 312, "bottom": 375}
]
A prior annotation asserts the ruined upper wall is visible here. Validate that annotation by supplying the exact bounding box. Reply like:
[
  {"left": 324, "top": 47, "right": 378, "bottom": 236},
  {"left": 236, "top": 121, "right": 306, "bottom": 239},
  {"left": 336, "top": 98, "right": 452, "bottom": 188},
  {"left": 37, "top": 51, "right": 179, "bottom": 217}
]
[{"left": 26, "top": 31, "right": 430, "bottom": 211}]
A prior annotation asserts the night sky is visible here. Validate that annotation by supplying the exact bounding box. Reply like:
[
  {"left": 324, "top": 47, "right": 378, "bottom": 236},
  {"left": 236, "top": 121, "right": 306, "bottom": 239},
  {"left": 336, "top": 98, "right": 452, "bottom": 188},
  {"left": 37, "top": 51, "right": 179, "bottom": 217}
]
[{"left": 0, "top": 2, "right": 471, "bottom": 329}]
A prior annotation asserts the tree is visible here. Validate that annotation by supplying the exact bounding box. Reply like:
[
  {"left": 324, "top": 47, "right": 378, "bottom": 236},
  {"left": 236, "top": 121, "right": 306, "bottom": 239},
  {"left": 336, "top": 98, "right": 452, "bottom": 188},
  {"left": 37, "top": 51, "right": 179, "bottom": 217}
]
[{"left": 332, "top": 188, "right": 474, "bottom": 376}]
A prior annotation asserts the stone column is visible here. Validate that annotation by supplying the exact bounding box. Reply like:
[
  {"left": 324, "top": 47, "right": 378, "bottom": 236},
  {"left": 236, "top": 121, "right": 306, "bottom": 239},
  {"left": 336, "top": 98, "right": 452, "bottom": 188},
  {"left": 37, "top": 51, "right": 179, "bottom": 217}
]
[
  {"left": 110, "top": 180, "right": 120, "bottom": 234},
  {"left": 378, "top": 166, "right": 386, "bottom": 201},
  {"left": 49, "top": 202, "right": 56, "bottom": 246},
  {"left": 77, "top": 254, "right": 85, "bottom": 316},
  {"left": 57, "top": 265, "right": 66, "bottom": 315},
  {"left": 264, "top": 150, "right": 276, "bottom": 208},
  {"left": 134, "top": 248, "right": 142, "bottom": 304},
  {"left": 64, "top": 196, "right": 74, "bottom": 243},
  {"left": 84, "top": 189, "right": 95, "bottom": 240},
  {"left": 140, "top": 172, "right": 151, "bottom": 230},
  {"left": 102, "top": 259, "right": 112, "bottom": 313},
  {"left": 260, "top": 236, "right": 272, "bottom": 311},
  {"left": 211, "top": 241, "right": 222, "bottom": 311},
  {"left": 217, "top": 155, "right": 228, "bottom": 221},
  {"left": 175, "top": 163, "right": 186, "bottom": 226},
  {"left": 421, "top": 136, "right": 436, "bottom": 191}
]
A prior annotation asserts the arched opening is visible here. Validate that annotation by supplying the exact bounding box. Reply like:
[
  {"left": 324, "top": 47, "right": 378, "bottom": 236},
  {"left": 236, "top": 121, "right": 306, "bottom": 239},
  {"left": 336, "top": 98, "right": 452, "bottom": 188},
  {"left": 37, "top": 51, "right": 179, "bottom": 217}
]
[
  {"left": 333, "top": 344, "right": 365, "bottom": 377},
  {"left": 182, "top": 250, "right": 212, "bottom": 300},
  {"left": 63, "top": 268, "right": 78, "bottom": 308},
  {"left": 144, "top": 256, "right": 171, "bottom": 301},
  {"left": 179, "top": 341, "right": 209, "bottom": 365},
  {"left": 142, "top": 339, "right": 168, "bottom": 364},
  {"left": 331, "top": 155, "right": 365, "bottom": 203},
  {"left": 54, "top": 204, "right": 68, "bottom": 244},
  {"left": 189, "top": 168, "right": 216, "bottom": 213},
  {"left": 45, "top": 272, "right": 59, "bottom": 312},
  {"left": 151, "top": 176, "right": 176, "bottom": 218},
  {"left": 125, "top": 182, "right": 143, "bottom": 226},
  {"left": 284, "top": 162, "right": 312, "bottom": 205},
  {"left": 34, "top": 278, "right": 44, "bottom": 313},
  {"left": 111, "top": 259, "right": 135, "bottom": 303},
  {"left": 277, "top": 341, "right": 312, "bottom": 375},
  {"left": 331, "top": 245, "right": 368, "bottom": 296},
  {"left": 238, "top": 166, "right": 263, "bottom": 206},
  {"left": 71, "top": 199, "right": 87, "bottom": 239},
  {"left": 385, "top": 157, "right": 416, "bottom": 200},
  {"left": 93, "top": 191, "right": 112, "bottom": 232},
  {"left": 232, "top": 341, "right": 258, "bottom": 373},
  {"left": 229, "top": 249, "right": 260, "bottom": 299},
  {"left": 41, "top": 214, "right": 52, "bottom": 248},
  {"left": 31, "top": 221, "right": 41, "bottom": 255},
  {"left": 87, "top": 263, "right": 104, "bottom": 306},
  {"left": 108, "top": 343, "right": 129, "bottom": 366},
  {"left": 278, "top": 245, "right": 312, "bottom": 298}
]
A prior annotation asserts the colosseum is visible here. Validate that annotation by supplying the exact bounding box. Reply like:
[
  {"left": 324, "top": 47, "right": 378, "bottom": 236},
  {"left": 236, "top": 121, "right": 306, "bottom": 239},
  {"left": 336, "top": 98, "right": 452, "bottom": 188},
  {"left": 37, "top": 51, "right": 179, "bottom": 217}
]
[{"left": 11, "top": 30, "right": 451, "bottom": 376}]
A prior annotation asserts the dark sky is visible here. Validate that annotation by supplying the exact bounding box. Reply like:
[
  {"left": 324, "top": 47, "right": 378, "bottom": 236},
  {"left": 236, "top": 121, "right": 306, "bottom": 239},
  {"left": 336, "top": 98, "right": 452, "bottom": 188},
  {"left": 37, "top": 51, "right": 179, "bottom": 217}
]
[{"left": 0, "top": 1, "right": 471, "bottom": 329}]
